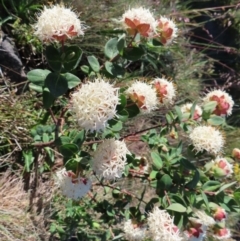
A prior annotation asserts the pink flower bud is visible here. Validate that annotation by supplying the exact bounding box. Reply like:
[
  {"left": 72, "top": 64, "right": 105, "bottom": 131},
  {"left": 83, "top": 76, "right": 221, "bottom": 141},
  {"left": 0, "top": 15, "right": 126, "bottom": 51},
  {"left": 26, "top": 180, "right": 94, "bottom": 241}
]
[
  {"left": 232, "top": 148, "right": 240, "bottom": 160},
  {"left": 212, "top": 157, "right": 233, "bottom": 178},
  {"left": 213, "top": 207, "right": 227, "bottom": 221}
]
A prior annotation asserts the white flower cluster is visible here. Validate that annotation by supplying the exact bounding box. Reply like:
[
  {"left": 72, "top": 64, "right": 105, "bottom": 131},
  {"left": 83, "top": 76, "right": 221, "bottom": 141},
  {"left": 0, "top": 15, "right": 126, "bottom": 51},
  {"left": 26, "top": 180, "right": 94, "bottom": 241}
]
[
  {"left": 34, "top": 5, "right": 85, "bottom": 42},
  {"left": 194, "top": 210, "right": 216, "bottom": 226},
  {"left": 147, "top": 207, "right": 183, "bottom": 241},
  {"left": 125, "top": 81, "right": 158, "bottom": 112},
  {"left": 121, "top": 7, "right": 156, "bottom": 37},
  {"left": 123, "top": 219, "right": 146, "bottom": 241},
  {"left": 55, "top": 168, "right": 91, "bottom": 200},
  {"left": 181, "top": 103, "right": 203, "bottom": 121},
  {"left": 71, "top": 78, "right": 119, "bottom": 132},
  {"left": 125, "top": 78, "right": 176, "bottom": 112},
  {"left": 155, "top": 16, "right": 178, "bottom": 45},
  {"left": 203, "top": 90, "right": 234, "bottom": 117},
  {"left": 92, "top": 139, "right": 130, "bottom": 180},
  {"left": 189, "top": 126, "right": 225, "bottom": 154},
  {"left": 121, "top": 7, "right": 178, "bottom": 44},
  {"left": 153, "top": 77, "right": 176, "bottom": 105}
]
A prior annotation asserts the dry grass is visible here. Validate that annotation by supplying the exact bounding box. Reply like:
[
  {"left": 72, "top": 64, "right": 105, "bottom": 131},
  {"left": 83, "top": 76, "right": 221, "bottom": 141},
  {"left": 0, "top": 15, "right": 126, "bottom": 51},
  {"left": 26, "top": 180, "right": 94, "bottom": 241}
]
[{"left": 0, "top": 171, "right": 54, "bottom": 241}]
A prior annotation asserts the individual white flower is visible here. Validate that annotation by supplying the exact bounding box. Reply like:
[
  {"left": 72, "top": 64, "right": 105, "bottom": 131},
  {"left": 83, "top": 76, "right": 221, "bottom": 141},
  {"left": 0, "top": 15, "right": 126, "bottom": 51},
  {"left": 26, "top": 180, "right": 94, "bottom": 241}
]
[
  {"left": 194, "top": 210, "right": 216, "bottom": 226},
  {"left": 123, "top": 219, "right": 146, "bottom": 241},
  {"left": 34, "top": 4, "right": 85, "bottom": 42},
  {"left": 121, "top": 7, "right": 155, "bottom": 37},
  {"left": 55, "top": 168, "right": 91, "bottom": 200},
  {"left": 92, "top": 139, "right": 130, "bottom": 180},
  {"left": 154, "top": 16, "right": 178, "bottom": 45},
  {"left": 147, "top": 207, "right": 183, "bottom": 241},
  {"left": 152, "top": 77, "right": 176, "bottom": 105},
  {"left": 189, "top": 126, "right": 225, "bottom": 155},
  {"left": 71, "top": 78, "right": 119, "bottom": 132},
  {"left": 125, "top": 81, "right": 158, "bottom": 112},
  {"left": 202, "top": 90, "right": 234, "bottom": 117},
  {"left": 213, "top": 227, "right": 231, "bottom": 240},
  {"left": 181, "top": 103, "right": 202, "bottom": 121}
]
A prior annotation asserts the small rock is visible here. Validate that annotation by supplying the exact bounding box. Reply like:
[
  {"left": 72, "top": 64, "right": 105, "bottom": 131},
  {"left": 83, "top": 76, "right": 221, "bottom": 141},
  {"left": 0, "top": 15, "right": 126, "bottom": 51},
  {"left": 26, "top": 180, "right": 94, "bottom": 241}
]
[{"left": 0, "top": 30, "right": 27, "bottom": 82}]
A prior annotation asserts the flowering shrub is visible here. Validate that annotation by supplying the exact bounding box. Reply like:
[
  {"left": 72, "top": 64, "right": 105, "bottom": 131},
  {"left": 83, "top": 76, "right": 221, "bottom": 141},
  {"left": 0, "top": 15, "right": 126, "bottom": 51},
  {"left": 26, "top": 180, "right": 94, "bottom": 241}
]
[{"left": 25, "top": 3, "right": 240, "bottom": 241}]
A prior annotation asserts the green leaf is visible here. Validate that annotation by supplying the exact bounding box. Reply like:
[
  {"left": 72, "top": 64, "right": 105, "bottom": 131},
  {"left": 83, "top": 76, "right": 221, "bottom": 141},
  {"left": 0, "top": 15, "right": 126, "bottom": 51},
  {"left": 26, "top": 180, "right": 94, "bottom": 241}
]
[
  {"left": 104, "top": 37, "right": 119, "bottom": 59},
  {"left": 109, "top": 120, "right": 123, "bottom": 132},
  {"left": 117, "top": 94, "right": 127, "bottom": 112},
  {"left": 203, "top": 101, "right": 217, "bottom": 112},
  {"left": 234, "top": 191, "right": 240, "bottom": 205},
  {"left": 160, "top": 174, "right": 172, "bottom": 189},
  {"left": 80, "top": 65, "right": 90, "bottom": 74},
  {"left": 62, "top": 73, "right": 81, "bottom": 89},
  {"left": 201, "top": 191, "right": 209, "bottom": 210},
  {"left": 117, "top": 109, "right": 128, "bottom": 122},
  {"left": 45, "top": 73, "right": 68, "bottom": 98},
  {"left": 55, "top": 136, "right": 72, "bottom": 146},
  {"left": 45, "top": 46, "right": 62, "bottom": 72},
  {"left": 42, "top": 133, "right": 49, "bottom": 142},
  {"left": 167, "top": 203, "right": 187, "bottom": 213},
  {"left": 151, "top": 151, "right": 162, "bottom": 169},
  {"left": 180, "top": 158, "right": 196, "bottom": 170},
  {"left": 27, "top": 69, "right": 51, "bottom": 86},
  {"left": 202, "top": 181, "right": 221, "bottom": 191},
  {"left": 29, "top": 83, "right": 43, "bottom": 93},
  {"left": 23, "top": 150, "right": 34, "bottom": 172},
  {"left": 105, "top": 61, "right": 125, "bottom": 78},
  {"left": 117, "top": 36, "right": 125, "bottom": 52},
  {"left": 122, "top": 46, "right": 145, "bottom": 61},
  {"left": 190, "top": 102, "right": 197, "bottom": 119},
  {"left": 207, "top": 115, "right": 225, "bottom": 126},
  {"left": 174, "top": 106, "right": 183, "bottom": 121},
  {"left": 87, "top": 55, "right": 100, "bottom": 72},
  {"left": 43, "top": 87, "right": 55, "bottom": 109},
  {"left": 59, "top": 144, "right": 79, "bottom": 159},
  {"left": 62, "top": 45, "right": 82, "bottom": 72},
  {"left": 185, "top": 170, "right": 200, "bottom": 189},
  {"left": 125, "top": 103, "right": 140, "bottom": 118},
  {"left": 216, "top": 181, "right": 237, "bottom": 195},
  {"left": 72, "top": 130, "right": 85, "bottom": 147}
]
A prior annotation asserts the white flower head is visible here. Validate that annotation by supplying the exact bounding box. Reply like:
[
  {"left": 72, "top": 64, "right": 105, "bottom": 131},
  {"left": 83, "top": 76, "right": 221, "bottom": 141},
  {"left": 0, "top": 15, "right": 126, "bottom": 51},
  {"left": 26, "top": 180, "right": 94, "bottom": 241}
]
[
  {"left": 202, "top": 90, "right": 234, "bottom": 117},
  {"left": 153, "top": 77, "right": 176, "bottom": 105},
  {"left": 213, "top": 228, "right": 231, "bottom": 240},
  {"left": 147, "top": 207, "right": 183, "bottom": 241},
  {"left": 71, "top": 78, "right": 119, "bottom": 132},
  {"left": 121, "top": 7, "right": 155, "bottom": 37},
  {"left": 92, "top": 139, "right": 130, "bottom": 180},
  {"left": 125, "top": 81, "right": 158, "bottom": 112},
  {"left": 181, "top": 103, "right": 202, "bottom": 121},
  {"left": 154, "top": 16, "right": 178, "bottom": 45},
  {"left": 123, "top": 219, "right": 146, "bottom": 241},
  {"left": 34, "top": 4, "right": 85, "bottom": 43},
  {"left": 189, "top": 126, "right": 225, "bottom": 155},
  {"left": 194, "top": 210, "right": 216, "bottom": 226},
  {"left": 55, "top": 168, "right": 91, "bottom": 200}
]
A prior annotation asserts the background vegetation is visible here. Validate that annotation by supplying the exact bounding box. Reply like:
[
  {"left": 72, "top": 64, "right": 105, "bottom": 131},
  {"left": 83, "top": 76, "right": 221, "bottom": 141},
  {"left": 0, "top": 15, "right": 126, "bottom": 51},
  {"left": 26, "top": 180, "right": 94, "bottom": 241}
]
[{"left": 0, "top": 0, "right": 240, "bottom": 240}]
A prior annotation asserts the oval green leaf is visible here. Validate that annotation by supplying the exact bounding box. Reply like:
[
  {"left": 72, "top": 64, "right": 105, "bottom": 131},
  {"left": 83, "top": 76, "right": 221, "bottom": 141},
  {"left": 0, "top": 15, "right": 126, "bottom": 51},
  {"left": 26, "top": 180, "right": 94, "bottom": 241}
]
[
  {"left": 104, "top": 37, "right": 119, "bottom": 59},
  {"left": 87, "top": 55, "right": 100, "bottom": 72},
  {"left": 45, "top": 73, "right": 68, "bottom": 98},
  {"left": 167, "top": 203, "right": 187, "bottom": 213}
]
